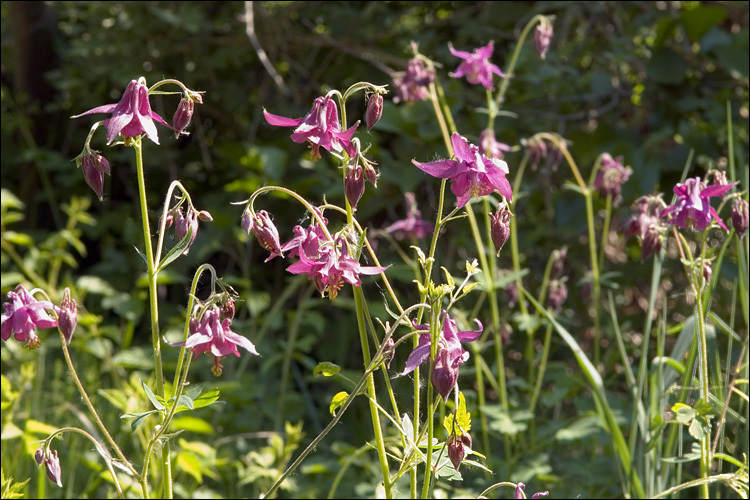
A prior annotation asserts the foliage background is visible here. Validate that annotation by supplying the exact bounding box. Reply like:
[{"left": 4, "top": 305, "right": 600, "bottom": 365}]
[{"left": 1, "top": 1, "right": 748, "bottom": 498}]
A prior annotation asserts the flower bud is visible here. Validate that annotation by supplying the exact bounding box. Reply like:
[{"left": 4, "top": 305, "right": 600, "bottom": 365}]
[
  {"left": 547, "top": 279, "right": 568, "bottom": 312},
  {"left": 366, "top": 94, "right": 383, "bottom": 131},
  {"left": 173, "top": 98, "right": 195, "bottom": 138},
  {"left": 382, "top": 337, "right": 395, "bottom": 369},
  {"left": 44, "top": 449, "right": 63, "bottom": 488},
  {"left": 447, "top": 435, "right": 466, "bottom": 471},
  {"left": 35, "top": 447, "right": 45, "bottom": 465},
  {"left": 489, "top": 205, "right": 511, "bottom": 256},
  {"left": 732, "top": 199, "right": 748, "bottom": 238},
  {"left": 363, "top": 159, "right": 379, "bottom": 187},
  {"left": 197, "top": 210, "right": 213, "bottom": 222},
  {"left": 220, "top": 296, "right": 235, "bottom": 321},
  {"left": 702, "top": 261, "right": 712, "bottom": 284},
  {"left": 245, "top": 210, "right": 283, "bottom": 259},
  {"left": 551, "top": 247, "right": 567, "bottom": 278},
  {"left": 58, "top": 288, "right": 78, "bottom": 343},
  {"left": 345, "top": 162, "right": 365, "bottom": 209},
  {"left": 81, "top": 153, "right": 110, "bottom": 200},
  {"left": 431, "top": 348, "right": 458, "bottom": 401},
  {"left": 535, "top": 21, "right": 554, "bottom": 60}
]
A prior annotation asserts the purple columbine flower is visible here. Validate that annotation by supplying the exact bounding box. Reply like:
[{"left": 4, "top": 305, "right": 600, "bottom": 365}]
[
  {"left": 71, "top": 78, "right": 171, "bottom": 145},
  {"left": 58, "top": 288, "right": 78, "bottom": 343},
  {"left": 400, "top": 311, "right": 483, "bottom": 400},
  {"left": 286, "top": 236, "right": 386, "bottom": 300},
  {"left": 80, "top": 152, "right": 110, "bottom": 200},
  {"left": 263, "top": 94, "right": 358, "bottom": 161},
  {"left": 489, "top": 204, "right": 511, "bottom": 256},
  {"left": 1, "top": 285, "right": 59, "bottom": 349},
  {"left": 594, "top": 153, "right": 631, "bottom": 204},
  {"left": 623, "top": 195, "right": 668, "bottom": 260},
  {"left": 243, "top": 209, "right": 284, "bottom": 261},
  {"left": 384, "top": 192, "right": 433, "bottom": 240},
  {"left": 448, "top": 41, "right": 505, "bottom": 90},
  {"left": 185, "top": 307, "right": 259, "bottom": 377},
  {"left": 661, "top": 177, "right": 736, "bottom": 232},
  {"left": 534, "top": 21, "right": 554, "bottom": 60},
  {"left": 366, "top": 93, "right": 383, "bottom": 131},
  {"left": 413, "top": 132, "right": 512, "bottom": 208},
  {"left": 392, "top": 57, "right": 435, "bottom": 104}
]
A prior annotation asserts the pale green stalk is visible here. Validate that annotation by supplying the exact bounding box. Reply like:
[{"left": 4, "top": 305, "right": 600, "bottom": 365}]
[{"left": 133, "top": 140, "right": 172, "bottom": 498}]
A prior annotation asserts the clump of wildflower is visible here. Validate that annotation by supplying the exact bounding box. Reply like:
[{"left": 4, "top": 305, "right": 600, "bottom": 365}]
[
  {"left": 35, "top": 447, "right": 63, "bottom": 488},
  {"left": 400, "top": 311, "right": 483, "bottom": 400},
  {"left": 71, "top": 77, "right": 172, "bottom": 145},
  {"left": 594, "top": 153, "right": 631, "bottom": 204},
  {"left": 448, "top": 41, "right": 505, "bottom": 89},
  {"left": 392, "top": 57, "right": 435, "bottom": 104},
  {"left": 384, "top": 192, "right": 433, "bottom": 240},
  {"left": 242, "top": 209, "right": 283, "bottom": 261},
  {"left": 478, "top": 129, "right": 512, "bottom": 160},
  {"left": 413, "top": 132, "right": 512, "bottom": 208},
  {"left": 731, "top": 198, "right": 748, "bottom": 238},
  {"left": 263, "top": 94, "right": 358, "bottom": 161},
  {"left": 661, "top": 177, "right": 736, "bottom": 232},
  {"left": 185, "top": 306, "right": 259, "bottom": 377},
  {"left": 1, "top": 285, "right": 59, "bottom": 349},
  {"left": 534, "top": 20, "right": 554, "bottom": 60},
  {"left": 622, "top": 195, "right": 668, "bottom": 260}
]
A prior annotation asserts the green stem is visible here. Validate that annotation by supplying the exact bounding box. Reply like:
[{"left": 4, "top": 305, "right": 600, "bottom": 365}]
[
  {"left": 421, "top": 304, "right": 441, "bottom": 499},
  {"left": 528, "top": 319, "right": 553, "bottom": 415},
  {"left": 133, "top": 140, "right": 172, "bottom": 498}
]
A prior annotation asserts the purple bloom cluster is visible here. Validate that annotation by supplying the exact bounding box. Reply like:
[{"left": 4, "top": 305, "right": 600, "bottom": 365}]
[
  {"left": 185, "top": 306, "right": 258, "bottom": 376},
  {"left": 392, "top": 57, "right": 435, "bottom": 104},
  {"left": 622, "top": 195, "right": 668, "bottom": 260},
  {"left": 661, "top": 177, "right": 735, "bottom": 232},
  {"left": 400, "top": 311, "right": 482, "bottom": 400},
  {"left": 413, "top": 133, "right": 512, "bottom": 208}
]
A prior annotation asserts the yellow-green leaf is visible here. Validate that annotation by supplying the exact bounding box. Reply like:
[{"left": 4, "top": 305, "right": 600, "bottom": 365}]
[{"left": 329, "top": 391, "right": 348, "bottom": 416}]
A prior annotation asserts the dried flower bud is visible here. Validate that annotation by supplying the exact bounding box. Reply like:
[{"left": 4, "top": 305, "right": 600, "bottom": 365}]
[
  {"left": 173, "top": 98, "right": 195, "bottom": 138},
  {"left": 345, "top": 162, "right": 365, "bottom": 209},
  {"left": 58, "top": 288, "right": 78, "bottom": 343},
  {"left": 366, "top": 93, "right": 383, "bottom": 131},
  {"left": 732, "top": 198, "right": 748, "bottom": 238},
  {"left": 490, "top": 205, "right": 511, "bottom": 256}
]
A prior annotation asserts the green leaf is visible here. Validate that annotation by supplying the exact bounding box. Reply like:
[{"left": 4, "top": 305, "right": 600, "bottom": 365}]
[
  {"left": 174, "top": 394, "right": 195, "bottom": 411},
  {"left": 121, "top": 410, "right": 158, "bottom": 432},
  {"left": 673, "top": 404, "right": 696, "bottom": 424},
  {"left": 455, "top": 392, "right": 471, "bottom": 433},
  {"left": 156, "top": 226, "right": 193, "bottom": 273},
  {"left": 441, "top": 266, "right": 455, "bottom": 288},
  {"left": 329, "top": 391, "right": 348, "bottom": 416},
  {"left": 688, "top": 417, "right": 706, "bottom": 440},
  {"left": 191, "top": 388, "right": 221, "bottom": 409},
  {"left": 680, "top": 5, "right": 728, "bottom": 43},
  {"left": 2, "top": 231, "right": 33, "bottom": 246},
  {"left": 141, "top": 379, "right": 165, "bottom": 411},
  {"left": 313, "top": 361, "right": 341, "bottom": 377},
  {"left": 176, "top": 450, "right": 204, "bottom": 484},
  {"left": 170, "top": 416, "right": 214, "bottom": 434},
  {"left": 555, "top": 415, "right": 601, "bottom": 441}
]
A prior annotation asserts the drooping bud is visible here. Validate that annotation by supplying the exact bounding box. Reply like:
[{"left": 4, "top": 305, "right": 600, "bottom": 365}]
[
  {"left": 81, "top": 153, "right": 110, "bottom": 200},
  {"left": 489, "top": 205, "right": 511, "bottom": 256},
  {"left": 431, "top": 348, "right": 458, "bottom": 401},
  {"left": 382, "top": 337, "right": 395, "bottom": 369},
  {"left": 447, "top": 435, "right": 466, "bottom": 471},
  {"left": 345, "top": 162, "right": 365, "bottom": 209},
  {"left": 244, "top": 210, "right": 283, "bottom": 260},
  {"left": 175, "top": 206, "right": 199, "bottom": 254},
  {"left": 366, "top": 93, "right": 383, "bottom": 131},
  {"left": 732, "top": 199, "right": 748, "bottom": 238},
  {"left": 34, "top": 447, "right": 45, "bottom": 465},
  {"left": 173, "top": 98, "right": 195, "bottom": 138},
  {"left": 197, "top": 210, "right": 213, "bottom": 222},
  {"left": 58, "top": 287, "right": 78, "bottom": 343},
  {"left": 535, "top": 20, "right": 554, "bottom": 60},
  {"left": 702, "top": 261, "right": 712, "bottom": 285},
  {"left": 547, "top": 279, "right": 568, "bottom": 312},
  {"left": 44, "top": 449, "right": 63, "bottom": 488},
  {"left": 363, "top": 158, "right": 379, "bottom": 187}
]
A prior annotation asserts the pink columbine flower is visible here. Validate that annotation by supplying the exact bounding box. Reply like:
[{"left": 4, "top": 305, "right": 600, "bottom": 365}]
[
  {"left": 392, "top": 57, "right": 435, "bottom": 104},
  {"left": 661, "top": 177, "right": 736, "bottom": 232},
  {"left": 185, "top": 307, "right": 259, "bottom": 377},
  {"left": 594, "top": 153, "right": 631, "bottom": 204},
  {"left": 286, "top": 235, "right": 386, "bottom": 300},
  {"left": 400, "top": 311, "right": 483, "bottom": 400},
  {"left": 35, "top": 448, "right": 63, "bottom": 488},
  {"left": 478, "top": 129, "right": 512, "bottom": 160},
  {"left": 534, "top": 21, "right": 554, "bottom": 60},
  {"left": 413, "top": 132, "right": 512, "bottom": 208},
  {"left": 448, "top": 41, "right": 505, "bottom": 90},
  {"left": 71, "top": 78, "right": 171, "bottom": 145},
  {"left": 263, "top": 94, "right": 358, "bottom": 161},
  {"left": 1, "top": 285, "right": 59, "bottom": 349},
  {"left": 384, "top": 192, "right": 433, "bottom": 240},
  {"left": 80, "top": 152, "right": 110, "bottom": 200}
]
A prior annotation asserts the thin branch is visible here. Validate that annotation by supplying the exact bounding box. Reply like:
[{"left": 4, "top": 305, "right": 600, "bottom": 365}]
[{"left": 243, "top": 1, "right": 291, "bottom": 96}]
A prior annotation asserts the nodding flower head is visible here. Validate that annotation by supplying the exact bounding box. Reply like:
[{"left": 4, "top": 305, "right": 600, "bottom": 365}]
[
  {"left": 534, "top": 20, "right": 554, "bottom": 60},
  {"left": 263, "top": 94, "right": 358, "bottom": 161},
  {"left": 71, "top": 78, "right": 172, "bottom": 145},
  {"left": 365, "top": 93, "right": 383, "bottom": 131},
  {"left": 413, "top": 132, "right": 512, "bottom": 208},
  {"left": 448, "top": 40, "right": 505, "bottom": 90},
  {"left": 731, "top": 198, "right": 748, "bottom": 238},
  {"left": 384, "top": 192, "right": 433, "bottom": 240},
  {"left": 622, "top": 195, "right": 668, "bottom": 260},
  {"left": 58, "top": 288, "right": 78, "bottom": 343},
  {"left": 392, "top": 57, "right": 435, "bottom": 104},
  {"left": 80, "top": 152, "right": 110, "bottom": 200},
  {"left": 489, "top": 204, "right": 512, "bottom": 256},
  {"left": 243, "top": 209, "right": 283, "bottom": 260},
  {"left": 478, "top": 129, "right": 512, "bottom": 160},
  {"left": 594, "top": 153, "right": 631, "bottom": 204},
  {"left": 35, "top": 448, "right": 63, "bottom": 488}
]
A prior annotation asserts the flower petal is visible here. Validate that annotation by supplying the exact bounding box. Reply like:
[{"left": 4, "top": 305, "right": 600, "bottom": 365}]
[
  {"left": 263, "top": 109, "right": 304, "bottom": 127},
  {"left": 412, "top": 158, "right": 457, "bottom": 178}
]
